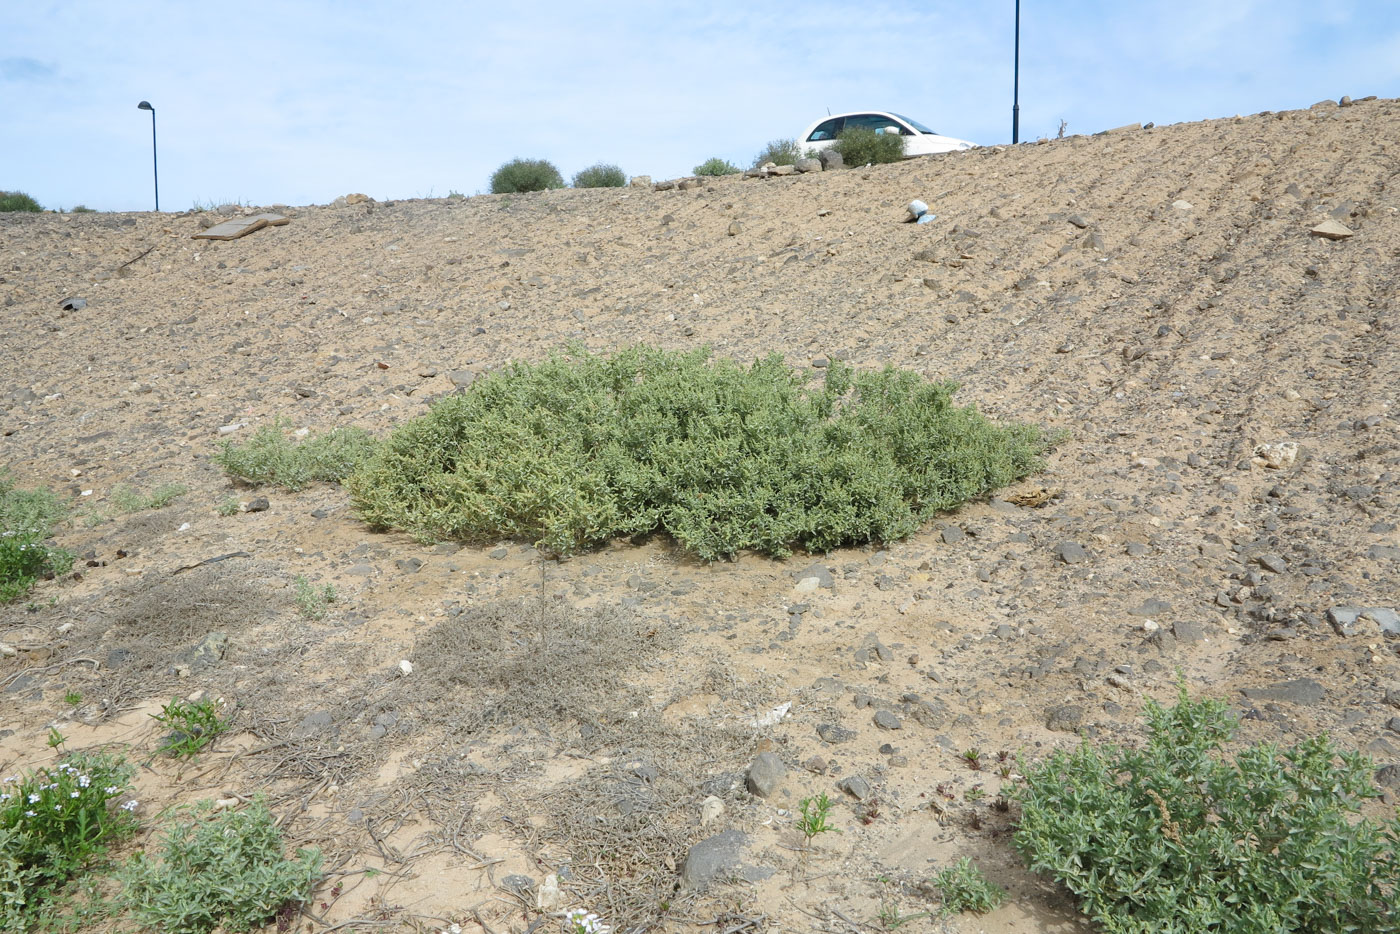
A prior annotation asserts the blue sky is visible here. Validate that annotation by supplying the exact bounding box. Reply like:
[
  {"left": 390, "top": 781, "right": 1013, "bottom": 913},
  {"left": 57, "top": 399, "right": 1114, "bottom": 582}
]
[{"left": 4, "top": 1, "right": 1399, "bottom": 212}]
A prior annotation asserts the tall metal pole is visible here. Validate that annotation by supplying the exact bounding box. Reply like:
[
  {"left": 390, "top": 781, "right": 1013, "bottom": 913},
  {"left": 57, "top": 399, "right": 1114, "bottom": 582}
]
[
  {"left": 1012, "top": 0, "right": 1021, "bottom": 144},
  {"left": 138, "top": 101, "right": 158, "bottom": 211}
]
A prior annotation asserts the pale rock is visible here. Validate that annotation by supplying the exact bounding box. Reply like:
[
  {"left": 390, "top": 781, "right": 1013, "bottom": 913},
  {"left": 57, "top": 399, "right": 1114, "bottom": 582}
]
[
  {"left": 1252, "top": 441, "right": 1298, "bottom": 469},
  {"left": 1172, "top": 200, "right": 1193, "bottom": 211},
  {"left": 398, "top": 659, "right": 414, "bottom": 676},
  {"left": 1310, "top": 219, "right": 1354, "bottom": 240},
  {"left": 700, "top": 795, "right": 724, "bottom": 825}
]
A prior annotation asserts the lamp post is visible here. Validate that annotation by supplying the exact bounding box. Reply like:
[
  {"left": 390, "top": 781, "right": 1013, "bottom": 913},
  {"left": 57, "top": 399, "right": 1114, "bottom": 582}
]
[
  {"left": 137, "top": 100, "right": 158, "bottom": 211},
  {"left": 1012, "top": 0, "right": 1021, "bottom": 144}
]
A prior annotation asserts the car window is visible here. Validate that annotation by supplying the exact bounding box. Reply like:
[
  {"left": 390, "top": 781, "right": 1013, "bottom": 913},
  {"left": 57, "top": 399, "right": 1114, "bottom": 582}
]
[
  {"left": 806, "top": 117, "right": 843, "bottom": 142},
  {"left": 892, "top": 113, "right": 937, "bottom": 134},
  {"left": 844, "top": 113, "right": 912, "bottom": 135}
]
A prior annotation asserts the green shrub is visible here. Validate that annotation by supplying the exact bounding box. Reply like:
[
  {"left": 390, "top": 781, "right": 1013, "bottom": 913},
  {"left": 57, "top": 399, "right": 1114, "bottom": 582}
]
[
  {"left": 489, "top": 158, "right": 565, "bottom": 194},
  {"left": 70, "top": 205, "right": 96, "bottom": 214},
  {"left": 111, "top": 482, "right": 187, "bottom": 513},
  {"left": 120, "top": 796, "right": 321, "bottom": 934},
  {"left": 572, "top": 163, "right": 627, "bottom": 188},
  {"left": 930, "top": 858, "right": 1005, "bottom": 915},
  {"left": 751, "top": 139, "right": 806, "bottom": 168},
  {"left": 694, "top": 157, "right": 740, "bottom": 176},
  {"left": 832, "top": 127, "right": 907, "bottom": 165},
  {"left": 347, "top": 346, "right": 1055, "bottom": 560},
  {"left": 1014, "top": 687, "right": 1400, "bottom": 933},
  {"left": 293, "top": 575, "right": 335, "bottom": 620},
  {"left": 0, "top": 472, "right": 73, "bottom": 603},
  {"left": 1, "top": 752, "right": 138, "bottom": 931},
  {"left": 151, "top": 697, "right": 229, "bottom": 759},
  {"left": 0, "top": 191, "right": 42, "bottom": 213},
  {"left": 214, "top": 420, "right": 376, "bottom": 491}
]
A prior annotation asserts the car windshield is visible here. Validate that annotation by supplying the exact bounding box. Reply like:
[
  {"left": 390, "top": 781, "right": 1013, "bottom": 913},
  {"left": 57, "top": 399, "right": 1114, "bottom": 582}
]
[{"left": 892, "top": 113, "right": 936, "bottom": 134}]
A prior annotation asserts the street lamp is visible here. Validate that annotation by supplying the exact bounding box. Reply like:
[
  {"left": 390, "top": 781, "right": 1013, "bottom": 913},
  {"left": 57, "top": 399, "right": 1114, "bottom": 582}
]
[
  {"left": 137, "top": 100, "right": 158, "bottom": 211},
  {"left": 1011, "top": 0, "right": 1021, "bottom": 144}
]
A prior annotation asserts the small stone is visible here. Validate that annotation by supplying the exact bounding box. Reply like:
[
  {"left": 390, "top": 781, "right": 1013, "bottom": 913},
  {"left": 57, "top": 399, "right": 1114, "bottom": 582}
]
[
  {"left": 489, "top": 546, "right": 509, "bottom": 560},
  {"left": 1255, "top": 553, "right": 1287, "bottom": 573},
  {"left": 1172, "top": 199, "right": 1193, "bottom": 211},
  {"left": 700, "top": 795, "right": 724, "bottom": 824},
  {"left": 1055, "top": 541, "right": 1088, "bottom": 564},
  {"left": 940, "top": 526, "right": 965, "bottom": 544},
  {"left": 1310, "top": 219, "right": 1354, "bottom": 240},
  {"left": 873, "top": 710, "right": 902, "bottom": 730},
  {"left": 838, "top": 775, "right": 872, "bottom": 801},
  {"left": 448, "top": 370, "right": 476, "bottom": 389},
  {"left": 746, "top": 751, "right": 786, "bottom": 798},
  {"left": 1377, "top": 764, "right": 1400, "bottom": 791},
  {"left": 795, "top": 158, "right": 822, "bottom": 174},
  {"left": 245, "top": 496, "right": 270, "bottom": 513},
  {"left": 817, "top": 723, "right": 857, "bottom": 744},
  {"left": 682, "top": 830, "right": 750, "bottom": 890},
  {"left": 1386, "top": 717, "right": 1400, "bottom": 735},
  {"left": 803, "top": 755, "right": 828, "bottom": 774},
  {"left": 1241, "top": 678, "right": 1325, "bottom": 706},
  {"left": 1173, "top": 620, "right": 1204, "bottom": 643},
  {"left": 1046, "top": 705, "right": 1084, "bottom": 732},
  {"left": 769, "top": 164, "right": 797, "bottom": 176},
  {"left": 818, "top": 150, "right": 844, "bottom": 170},
  {"left": 727, "top": 221, "right": 743, "bottom": 236},
  {"left": 629, "top": 175, "right": 652, "bottom": 188}
]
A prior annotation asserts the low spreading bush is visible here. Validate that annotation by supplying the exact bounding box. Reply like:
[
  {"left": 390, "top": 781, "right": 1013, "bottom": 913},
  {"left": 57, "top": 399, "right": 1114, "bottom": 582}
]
[
  {"left": 693, "top": 157, "right": 740, "bottom": 176},
  {"left": 1, "top": 753, "right": 138, "bottom": 931},
  {"left": 1014, "top": 687, "right": 1400, "bottom": 933},
  {"left": 832, "top": 126, "right": 906, "bottom": 165},
  {"left": 0, "top": 191, "right": 42, "bottom": 213},
  {"left": 489, "top": 158, "right": 565, "bottom": 194},
  {"left": 0, "top": 472, "right": 72, "bottom": 603},
  {"left": 70, "top": 205, "right": 96, "bottom": 214},
  {"left": 572, "top": 163, "right": 627, "bottom": 188},
  {"left": 120, "top": 796, "right": 321, "bottom": 934},
  {"left": 930, "top": 858, "right": 1005, "bottom": 915},
  {"left": 214, "top": 420, "right": 376, "bottom": 491},
  {"left": 751, "top": 139, "right": 806, "bottom": 168},
  {"left": 348, "top": 346, "right": 1055, "bottom": 560}
]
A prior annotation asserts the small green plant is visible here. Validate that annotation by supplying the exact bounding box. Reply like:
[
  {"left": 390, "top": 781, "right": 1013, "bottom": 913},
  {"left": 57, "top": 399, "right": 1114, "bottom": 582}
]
[
  {"left": 489, "top": 158, "right": 565, "bottom": 194},
  {"left": 930, "top": 858, "right": 1005, "bottom": 915},
  {"left": 796, "top": 792, "right": 840, "bottom": 844},
  {"left": 964, "top": 785, "right": 986, "bottom": 803},
  {"left": 348, "top": 346, "right": 1057, "bottom": 561},
  {"left": 70, "top": 205, "right": 96, "bottom": 213},
  {"left": 214, "top": 420, "right": 377, "bottom": 491},
  {"left": 215, "top": 495, "right": 241, "bottom": 517},
  {"left": 0, "top": 472, "right": 73, "bottom": 603},
  {"left": 693, "top": 157, "right": 740, "bottom": 176},
  {"left": 751, "top": 138, "right": 807, "bottom": 168},
  {"left": 0, "top": 191, "right": 43, "bottom": 212},
  {"left": 64, "top": 690, "right": 83, "bottom": 707},
  {"left": 47, "top": 727, "right": 66, "bottom": 750},
  {"left": 572, "top": 163, "right": 627, "bottom": 188},
  {"left": 119, "top": 796, "right": 322, "bottom": 934},
  {"left": 1014, "top": 686, "right": 1400, "bottom": 933},
  {"left": 111, "top": 482, "right": 187, "bottom": 513},
  {"left": 961, "top": 748, "right": 982, "bottom": 770},
  {"left": 293, "top": 576, "right": 335, "bottom": 620},
  {"left": 447, "top": 190, "right": 466, "bottom": 200},
  {"left": 832, "top": 126, "right": 907, "bottom": 166},
  {"left": 0, "top": 752, "right": 138, "bottom": 931},
  {"left": 151, "top": 697, "right": 229, "bottom": 758}
]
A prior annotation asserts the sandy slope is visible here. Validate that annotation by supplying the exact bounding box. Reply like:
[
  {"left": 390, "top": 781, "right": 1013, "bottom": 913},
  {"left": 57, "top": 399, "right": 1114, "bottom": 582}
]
[{"left": 1, "top": 96, "right": 1398, "bottom": 933}]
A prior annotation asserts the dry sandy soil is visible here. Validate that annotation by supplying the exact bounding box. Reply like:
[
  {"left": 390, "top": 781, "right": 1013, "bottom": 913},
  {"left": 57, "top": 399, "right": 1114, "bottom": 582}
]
[{"left": 2, "top": 95, "right": 1399, "bottom": 934}]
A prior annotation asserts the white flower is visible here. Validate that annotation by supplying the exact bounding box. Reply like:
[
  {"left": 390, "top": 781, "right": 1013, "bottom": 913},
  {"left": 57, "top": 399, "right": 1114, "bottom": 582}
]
[
  {"left": 104, "top": 786, "right": 119, "bottom": 794},
  {"left": 120, "top": 800, "right": 138, "bottom": 811},
  {"left": 78, "top": 775, "right": 90, "bottom": 787},
  {"left": 27, "top": 793, "right": 40, "bottom": 804},
  {"left": 70, "top": 791, "right": 80, "bottom": 798},
  {"left": 24, "top": 810, "right": 35, "bottom": 818}
]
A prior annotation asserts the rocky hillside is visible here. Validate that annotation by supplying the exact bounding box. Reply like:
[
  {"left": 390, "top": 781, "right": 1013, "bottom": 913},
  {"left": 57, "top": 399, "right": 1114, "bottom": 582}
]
[{"left": 1, "top": 96, "right": 1398, "bottom": 933}]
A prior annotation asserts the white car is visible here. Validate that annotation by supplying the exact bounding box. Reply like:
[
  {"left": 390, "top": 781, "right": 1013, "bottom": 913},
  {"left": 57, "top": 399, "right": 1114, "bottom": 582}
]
[{"left": 799, "top": 111, "right": 975, "bottom": 157}]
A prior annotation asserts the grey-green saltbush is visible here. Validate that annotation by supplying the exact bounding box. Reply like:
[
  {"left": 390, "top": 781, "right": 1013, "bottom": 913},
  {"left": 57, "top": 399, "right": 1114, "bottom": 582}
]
[
  {"left": 490, "top": 158, "right": 565, "bottom": 194},
  {"left": 1014, "top": 687, "right": 1400, "bottom": 933},
  {"left": 572, "top": 163, "right": 627, "bottom": 188},
  {"left": 348, "top": 346, "right": 1056, "bottom": 560},
  {"left": 751, "top": 139, "right": 805, "bottom": 168},
  {"left": 694, "top": 157, "right": 740, "bottom": 176},
  {"left": 0, "top": 191, "right": 43, "bottom": 213},
  {"left": 214, "top": 420, "right": 376, "bottom": 491},
  {"left": 832, "top": 126, "right": 906, "bottom": 165}
]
